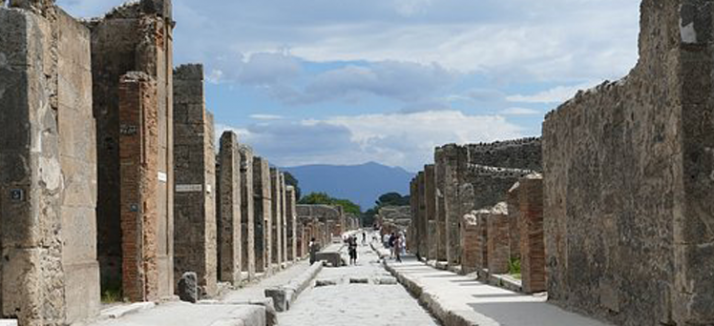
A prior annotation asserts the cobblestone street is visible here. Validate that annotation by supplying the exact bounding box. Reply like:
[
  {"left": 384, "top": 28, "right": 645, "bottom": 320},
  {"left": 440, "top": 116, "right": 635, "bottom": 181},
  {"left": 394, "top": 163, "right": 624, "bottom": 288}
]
[{"left": 279, "top": 242, "right": 439, "bottom": 326}]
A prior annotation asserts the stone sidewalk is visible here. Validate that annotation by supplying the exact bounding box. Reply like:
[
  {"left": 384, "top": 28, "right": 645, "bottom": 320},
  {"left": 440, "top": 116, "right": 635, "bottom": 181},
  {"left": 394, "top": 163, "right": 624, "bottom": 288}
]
[{"left": 383, "top": 254, "right": 613, "bottom": 326}]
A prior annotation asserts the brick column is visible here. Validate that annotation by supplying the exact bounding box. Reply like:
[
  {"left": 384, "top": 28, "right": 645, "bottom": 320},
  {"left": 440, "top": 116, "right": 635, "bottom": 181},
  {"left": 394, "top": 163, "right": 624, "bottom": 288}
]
[
  {"left": 434, "top": 151, "right": 448, "bottom": 262},
  {"left": 118, "top": 72, "right": 162, "bottom": 302},
  {"left": 173, "top": 64, "right": 217, "bottom": 297},
  {"left": 518, "top": 174, "right": 545, "bottom": 294},
  {"left": 507, "top": 182, "right": 521, "bottom": 262},
  {"left": 217, "top": 131, "right": 242, "bottom": 284},
  {"left": 239, "top": 146, "right": 255, "bottom": 279},
  {"left": 461, "top": 209, "right": 489, "bottom": 274},
  {"left": 487, "top": 203, "right": 510, "bottom": 274},
  {"left": 253, "top": 157, "right": 272, "bottom": 273}
]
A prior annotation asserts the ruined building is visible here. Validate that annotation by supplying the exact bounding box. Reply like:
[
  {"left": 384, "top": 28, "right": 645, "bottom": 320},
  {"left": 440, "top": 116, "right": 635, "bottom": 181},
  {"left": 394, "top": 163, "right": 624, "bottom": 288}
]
[
  {"left": 543, "top": 0, "right": 714, "bottom": 324},
  {"left": 87, "top": 0, "right": 175, "bottom": 302},
  {"left": 173, "top": 64, "right": 217, "bottom": 297}
]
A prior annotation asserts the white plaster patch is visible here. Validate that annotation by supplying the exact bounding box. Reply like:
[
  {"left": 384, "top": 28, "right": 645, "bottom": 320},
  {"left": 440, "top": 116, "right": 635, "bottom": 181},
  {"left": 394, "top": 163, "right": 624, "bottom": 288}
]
[
  {"left": 158, "top": 172, "right": 168, "bottom": 183},
  {"left": 176, "top": 184, "right": 202, "bottom": 192},
  {"left": 39, "top": 157, "right": 62, "bottom": 191},
  {"left": 681, "top": 21, "right": 697, "bottom": 44},
  {"left": 0, "top": 53, "right": 7, "bottom": 68}
]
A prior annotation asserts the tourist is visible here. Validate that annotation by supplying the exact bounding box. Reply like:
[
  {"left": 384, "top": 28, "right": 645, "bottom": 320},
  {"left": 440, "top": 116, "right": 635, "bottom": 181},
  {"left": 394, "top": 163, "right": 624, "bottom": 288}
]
[
  {"left": 394, "top": 233, "right": 403, "bottom": 263},
  {"left": 309, "top": 237, "right": 319, "bottom": 265},
  {"left": 362, "top": 231, "right": 367, "bottom": 245},
  {"left": 349, "top": 236, "right": 358, "bottom": 265},
  {"left": 388, "top": 232, "right": 396, "bottom": 259},
  {"left": 382, "top": 233, "right": 390, "bottom": 248}
]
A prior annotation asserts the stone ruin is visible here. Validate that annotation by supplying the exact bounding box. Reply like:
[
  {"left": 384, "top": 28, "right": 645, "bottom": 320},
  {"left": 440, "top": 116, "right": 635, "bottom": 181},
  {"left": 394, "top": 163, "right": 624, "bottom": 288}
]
[
  {"left": 542, "top": 1, "right": 714, "bottom": 324},
  {"left": 0, "top": 1, "right": 350, "bottom": 325},
  {"left": 406, "top": 1, "right": 714, "bottom": 325}
]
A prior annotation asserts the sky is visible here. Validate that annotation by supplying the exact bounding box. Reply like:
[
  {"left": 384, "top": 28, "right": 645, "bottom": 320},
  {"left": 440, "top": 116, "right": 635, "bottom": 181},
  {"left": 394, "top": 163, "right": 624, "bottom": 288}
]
[{"left": 57, "top": 0, "right": 641, "bottom": 172}]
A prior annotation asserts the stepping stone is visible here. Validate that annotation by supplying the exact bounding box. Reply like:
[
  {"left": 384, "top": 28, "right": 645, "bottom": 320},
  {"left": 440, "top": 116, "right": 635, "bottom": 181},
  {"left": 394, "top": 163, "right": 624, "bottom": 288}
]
[
  {"left": 315, "top": 279, "right": 338, "bottom": 287},
  {"left": 376, "top": 277, "right": 398, "bottom": 285},
  {"left": 349, "top": 278, "right": 369, "bottom": 284}
]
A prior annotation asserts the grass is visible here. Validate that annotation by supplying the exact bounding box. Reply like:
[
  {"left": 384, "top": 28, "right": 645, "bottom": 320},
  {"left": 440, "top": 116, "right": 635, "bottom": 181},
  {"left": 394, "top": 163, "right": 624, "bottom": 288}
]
[
  {"left": 509, "top": 257, "right": 522, "bottom": 280},
  {"left": 101, "top": 281, "right": 124, "bottom": 304}
]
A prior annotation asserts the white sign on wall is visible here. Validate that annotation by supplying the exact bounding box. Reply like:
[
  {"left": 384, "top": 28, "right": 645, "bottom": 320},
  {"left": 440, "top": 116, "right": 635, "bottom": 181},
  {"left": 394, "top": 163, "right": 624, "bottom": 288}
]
[{"left": 176, "top": 184, "right": 203, "bottom": 192}]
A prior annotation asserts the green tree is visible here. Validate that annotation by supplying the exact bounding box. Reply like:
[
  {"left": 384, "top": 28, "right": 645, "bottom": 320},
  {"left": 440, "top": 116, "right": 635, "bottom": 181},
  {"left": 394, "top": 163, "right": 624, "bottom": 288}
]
[
  {"left": 283, "top": 172, "right": 301, "bottom": 200},
  {"left": 375, "top": 192, "right": 410, "bottom": 207},
  {"left": 298, "top": 192, "right": 361, "bottom": 216}
]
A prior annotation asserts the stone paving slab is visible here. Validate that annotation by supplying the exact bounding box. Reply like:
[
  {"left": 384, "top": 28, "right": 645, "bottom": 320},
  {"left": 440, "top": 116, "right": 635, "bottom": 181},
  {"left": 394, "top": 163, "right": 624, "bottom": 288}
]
[
  {"left": 222, "top": 259, "right": 312, "bottom": 302},
  {"left": 87, "top": 302, "right": 265, "bottom": 326},
  {"left": 384, "top": 255, "right": 613, "bottom": 326}
]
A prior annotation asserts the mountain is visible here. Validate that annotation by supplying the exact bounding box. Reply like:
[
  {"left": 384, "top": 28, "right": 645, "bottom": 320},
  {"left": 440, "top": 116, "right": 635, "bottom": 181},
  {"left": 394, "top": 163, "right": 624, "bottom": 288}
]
[{"left": 282, "top": 162, "right": 415, "bottom": 210}]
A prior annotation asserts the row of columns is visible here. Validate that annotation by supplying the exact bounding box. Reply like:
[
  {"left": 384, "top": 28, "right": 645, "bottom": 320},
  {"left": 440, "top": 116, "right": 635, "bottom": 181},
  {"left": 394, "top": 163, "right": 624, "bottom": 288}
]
[{"left": 408, "top": 141, "right": 546, "bottom": 294}]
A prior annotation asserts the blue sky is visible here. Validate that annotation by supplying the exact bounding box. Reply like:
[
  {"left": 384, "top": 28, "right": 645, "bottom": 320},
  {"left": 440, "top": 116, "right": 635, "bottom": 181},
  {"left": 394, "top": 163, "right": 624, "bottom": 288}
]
[{"left": 58, "top": 0, "right": 641, "bottom": 172}]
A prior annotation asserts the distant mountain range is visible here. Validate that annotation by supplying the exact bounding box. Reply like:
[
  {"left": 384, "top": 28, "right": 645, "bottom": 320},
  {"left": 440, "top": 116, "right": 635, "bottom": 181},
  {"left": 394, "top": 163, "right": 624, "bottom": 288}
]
[{"left": 282, "top": 162, "right": 415, "bottom": 210}]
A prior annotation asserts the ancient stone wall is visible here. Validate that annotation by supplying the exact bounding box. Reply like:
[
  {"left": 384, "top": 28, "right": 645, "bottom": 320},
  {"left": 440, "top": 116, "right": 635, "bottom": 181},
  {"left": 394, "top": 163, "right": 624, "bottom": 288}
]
[
  {"left": 465, "top": 138, "right": 542, "bottom": 172},
  {"left": 253, "top": 157, "right": 272, "bottom": 273},
  {"left": 286, "top": 186, "right": 298, "bottom": 262},
  {"left": 460, "top": 210, "right": 488, "bottom": 274},
  {"left": 217, "top": 131, "right": 242, "bottom": 284},
  {"left": 239, "top": 146, "right": 255, "bottom": 279},
  {"left": 0, "top": 4, "right": 101, "bottom": 324},
  {"left": 416, "top": 172, "right": 428, "bottom": 258},
  {"left": 543, "top": 1, "right": 714, "bottom": 324},
  {"left": 434, "top": 152, "right": 447, "bottom": 262},
  {"left": 506, "top": 182, "right": 521, "bottom": 262},
  {"left": 88, "top": 0, "right": 175, "bottom": 300},
  {"left": 173, "top": 64, "right": 217, "bottom": 297}
]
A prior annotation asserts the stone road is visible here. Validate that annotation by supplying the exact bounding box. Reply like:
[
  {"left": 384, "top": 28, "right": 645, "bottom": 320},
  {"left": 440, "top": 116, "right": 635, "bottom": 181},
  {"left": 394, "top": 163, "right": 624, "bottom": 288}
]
[{"left": 279, "top": 242, "right": 439, "bottom": 326}]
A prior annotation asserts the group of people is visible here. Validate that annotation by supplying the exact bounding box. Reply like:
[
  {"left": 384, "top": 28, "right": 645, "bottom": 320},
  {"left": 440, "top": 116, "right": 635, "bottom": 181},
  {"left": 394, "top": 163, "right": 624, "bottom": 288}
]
[{"left": 383, "top": 232, "right": 405, "bottom": 263}]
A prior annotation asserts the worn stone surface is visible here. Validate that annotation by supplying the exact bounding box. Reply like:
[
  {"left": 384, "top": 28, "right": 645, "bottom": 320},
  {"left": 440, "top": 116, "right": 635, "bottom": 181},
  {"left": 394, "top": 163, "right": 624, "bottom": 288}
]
[
  {"left": 543, "top": 1, "right": 714, "bottom": 324},
  {"left": 506, "top": 182, "right": 521, "bottom": 262},
  {"left": 218, "top": 132, "right": 242, "bottom": 285},
  {"left": 433, "top": 152, "right": 448, "bottom": 262},
  {"left": 465, "top": 138, "right": 542, "bottom": 172},
  {"left": 253, "top": 157, "right": 272, "bottom": 273},
  {"left": 239, "top": 146, "right": 256, "bottom": 279},
  {"left": 0, "top": 5, "right": 100, "bottom": 325},
  {"left": 89, "top": 0, "right": 175, "bottom": 301},
  {"left": 296, "top": 205, "right": 344, "bottom": 246},
  {"left": 173, "top": 64, "right": 217, "bottom": 298}
]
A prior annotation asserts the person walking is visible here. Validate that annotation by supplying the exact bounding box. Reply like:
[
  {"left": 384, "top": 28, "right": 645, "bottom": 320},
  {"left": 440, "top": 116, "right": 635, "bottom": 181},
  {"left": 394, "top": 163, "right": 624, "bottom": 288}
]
[
  {"left": 349, "top": 236, "right": 358, "bottom": 265},
  {"left": 388, "top": 232, "right": 396, "bottom": 259},
  {"left": 394, "top": 233, "right": 403, "bottom": 263},
  {"left": 309, "top": 237, "right": 319, "bottom": 265}
]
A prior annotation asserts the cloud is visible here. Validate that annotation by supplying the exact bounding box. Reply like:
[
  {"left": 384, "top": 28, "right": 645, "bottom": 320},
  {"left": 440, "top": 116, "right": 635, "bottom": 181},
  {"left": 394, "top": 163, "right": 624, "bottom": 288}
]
[
  {"left": 506, "top": 81, "right": 598, "bottom": 104},
  {"left": 500, "top": 107, "right": 542, "bottom": 116},
  {"left": 209, "top": 51, "right": 302, "bottom": 85},
  {"left": 392, "top": 0, "right": 433, "bottom": 16},
  {"left": 219, "top": 110, "right": 525, "bottom": 171},
  {"left": 250, "top": 114, "right": 284, "bottom": 120}
]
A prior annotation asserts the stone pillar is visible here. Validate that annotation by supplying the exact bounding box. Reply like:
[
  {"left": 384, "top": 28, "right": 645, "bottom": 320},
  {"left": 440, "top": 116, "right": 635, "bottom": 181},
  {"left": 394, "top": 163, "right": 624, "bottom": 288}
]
[
  {"left": 253, "top": 157, "right": 272, "bottom": 273},
  {"left": 239, "top": 146, "right": 255, "bottom": 279},
  {"left": 280, "top": 173, "right": 288, "bottom": 264},
  {"left": 409, "top": 179, "right": 418, "bottom": 254},
  {"left": 0, "top": 6, "right": 101, "bottom": 324},
  {"left": 506, "top": 182, "right": 521, "bottom": 262},
  {"left": 118, "top": 73, "right": 162, "bottom": 302},
  {"left": 286, "top": 186, "right": 298, "bottom": 262},
  {"left": 417, "top": 172, "right": 428, "bottom": 259},
  {"left": 437, "top": 145, "right": 467, "bottom": 266},
  {"left": 217, "top": 132, "right": 242, "bottom": 284},
  {"left": 173, "top": 64, "right": 217, "bottom": 297},
  {"left": 434, "top": 151, "right": 448, "bottom": 262},
  {"left": 461, "top": 209, "right": 489, "bottom": 274},
  {"left": 486, "top": 203, "right": 509, "bottom": 274},
  {"left": 90, "top": 0, "right": 175, "bottom": 301},
  {"left": 270, "top": 168, "right": 283, "bottom": 268},
  {"left": 424, "top": 165, "right": 437, "bottom": 260},
  {"left": 517, "top": 174, "right": 545, "bottom": 294}
]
